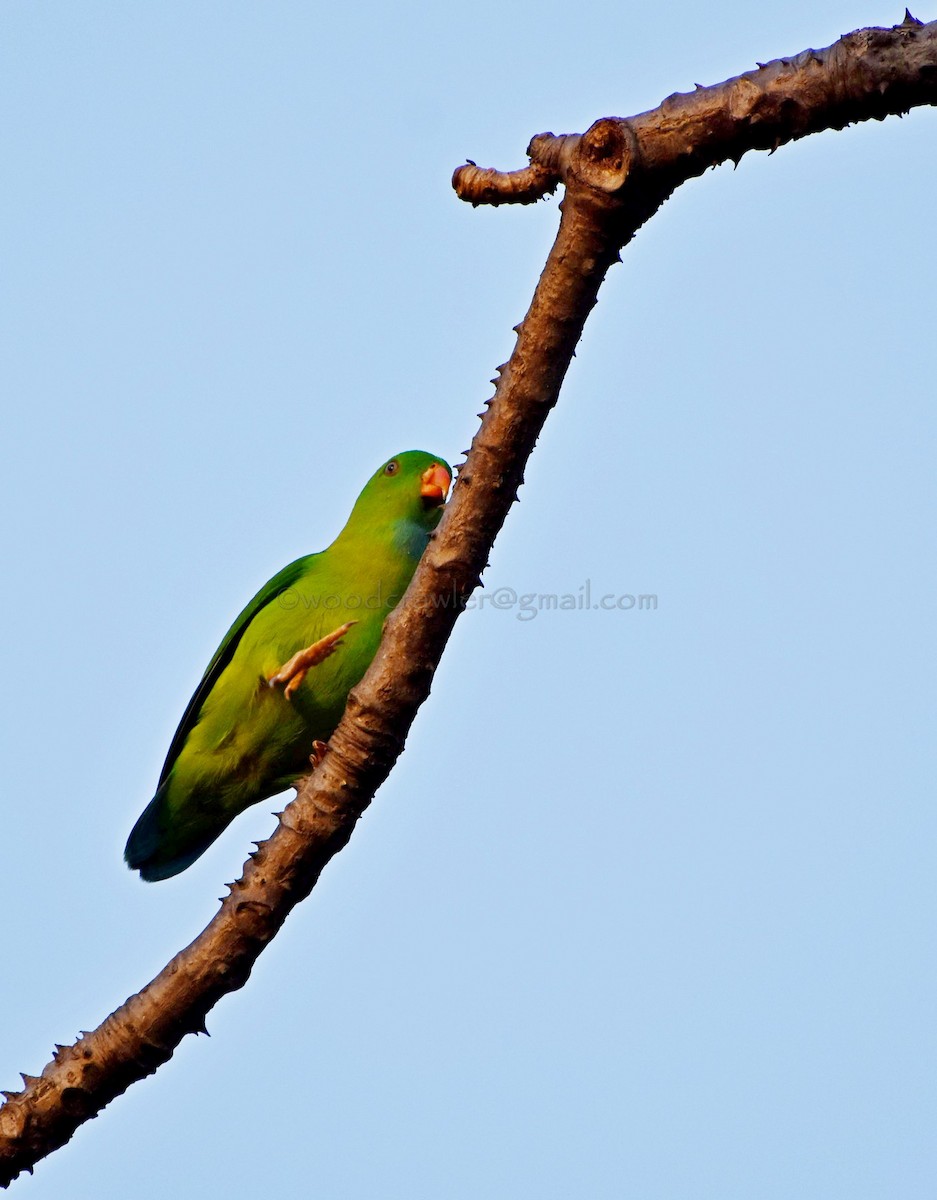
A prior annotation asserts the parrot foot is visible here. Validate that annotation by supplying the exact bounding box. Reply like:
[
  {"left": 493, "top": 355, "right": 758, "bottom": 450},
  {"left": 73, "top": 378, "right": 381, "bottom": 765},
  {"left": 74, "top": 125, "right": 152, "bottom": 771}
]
[
  {"left": 309, "top": 739, "right": 329, "bottom": 769},
  {"left": 267, "top": 621, "right": 357, "bottom": 700}
]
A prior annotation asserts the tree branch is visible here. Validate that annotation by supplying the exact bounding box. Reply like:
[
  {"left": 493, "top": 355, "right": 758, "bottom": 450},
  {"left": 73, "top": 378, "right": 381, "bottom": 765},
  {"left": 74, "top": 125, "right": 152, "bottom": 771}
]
[
  {"left": 455, "top": 14, "right": 937, "bottom": 205},
  {"left": 2, "top": 13, "right": 935, "bottom": 1186}
]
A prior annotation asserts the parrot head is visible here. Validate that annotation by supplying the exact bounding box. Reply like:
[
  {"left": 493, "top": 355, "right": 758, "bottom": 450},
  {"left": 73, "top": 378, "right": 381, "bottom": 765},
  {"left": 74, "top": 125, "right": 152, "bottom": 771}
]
[{"left": 341, "top": 450, "right": 453, "bottom": 543}]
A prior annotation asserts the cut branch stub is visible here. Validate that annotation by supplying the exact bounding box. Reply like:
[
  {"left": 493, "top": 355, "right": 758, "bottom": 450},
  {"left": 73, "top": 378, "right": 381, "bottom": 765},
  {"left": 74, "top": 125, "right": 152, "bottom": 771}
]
[
  {"left": 572, "top": 118, "right": 640, "bottom": 193},
  {"left": 454, "top": 16, "right": 937, "bottom": 209}
]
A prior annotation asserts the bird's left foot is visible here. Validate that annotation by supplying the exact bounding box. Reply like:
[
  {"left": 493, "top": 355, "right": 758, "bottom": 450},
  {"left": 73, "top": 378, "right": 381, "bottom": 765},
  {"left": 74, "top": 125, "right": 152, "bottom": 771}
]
[{"left": 267, "top": 621, "right": 357, "bottom": 700}]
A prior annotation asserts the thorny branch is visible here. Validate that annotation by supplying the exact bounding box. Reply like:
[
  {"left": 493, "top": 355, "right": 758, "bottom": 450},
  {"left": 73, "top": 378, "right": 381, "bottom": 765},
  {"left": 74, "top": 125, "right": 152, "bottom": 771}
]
[
  {"left": 2, "top": 12, "right": 935, "bottom": 1187},
  {"left": 454, "top": 12, "right": 937, "bottom": 206}
]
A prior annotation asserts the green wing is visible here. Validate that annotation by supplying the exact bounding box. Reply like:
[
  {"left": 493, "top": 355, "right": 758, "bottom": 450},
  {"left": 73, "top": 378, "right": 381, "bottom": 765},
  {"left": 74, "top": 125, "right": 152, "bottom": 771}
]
[{"left": 157, "top": 553, "right": 316, "bottom": 785}]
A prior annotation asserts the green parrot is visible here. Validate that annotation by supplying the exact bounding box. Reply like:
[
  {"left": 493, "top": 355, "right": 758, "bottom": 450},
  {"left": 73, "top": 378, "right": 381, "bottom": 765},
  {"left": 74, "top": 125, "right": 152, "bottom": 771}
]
[{"left": 125, "top": 450, "right": 452, "bottom": 881}]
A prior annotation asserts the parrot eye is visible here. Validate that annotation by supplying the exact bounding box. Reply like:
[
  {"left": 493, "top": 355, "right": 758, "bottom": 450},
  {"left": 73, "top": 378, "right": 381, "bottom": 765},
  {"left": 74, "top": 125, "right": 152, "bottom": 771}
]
[{"left": 384, "top": 460, "right": 399, "bottom": 476}]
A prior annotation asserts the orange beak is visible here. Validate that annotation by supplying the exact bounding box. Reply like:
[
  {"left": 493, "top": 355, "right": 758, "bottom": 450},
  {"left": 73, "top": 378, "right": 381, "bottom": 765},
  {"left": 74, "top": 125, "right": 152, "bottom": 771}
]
[{"left": 420, "top": 462, "right": 451, "bottom": 507}]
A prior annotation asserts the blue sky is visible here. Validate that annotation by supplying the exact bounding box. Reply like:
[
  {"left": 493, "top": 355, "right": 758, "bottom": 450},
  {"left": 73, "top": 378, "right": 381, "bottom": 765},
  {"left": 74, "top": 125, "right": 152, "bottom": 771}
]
[{"left": 3, "top": 3, "right": 936, "bottom": 1197}]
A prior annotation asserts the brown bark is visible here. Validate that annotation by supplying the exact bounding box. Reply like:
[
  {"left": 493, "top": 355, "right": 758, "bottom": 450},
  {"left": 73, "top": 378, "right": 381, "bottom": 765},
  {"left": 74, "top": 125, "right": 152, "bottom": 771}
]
[
  {"left": 1, "top": 13, "right": 935, "bottom": 1187},
  {"left": 454, "top": 13, "right": 937, "bottom": 206}
]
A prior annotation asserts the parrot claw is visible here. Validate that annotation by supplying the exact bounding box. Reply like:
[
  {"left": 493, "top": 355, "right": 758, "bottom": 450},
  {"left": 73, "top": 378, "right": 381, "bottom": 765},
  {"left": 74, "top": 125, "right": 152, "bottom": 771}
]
[
  {"left": 267, "top": 622, "right": 357, "bottom": 700},
  {"left": 309, "top": 739, "right": 329, "bottom": 768}
]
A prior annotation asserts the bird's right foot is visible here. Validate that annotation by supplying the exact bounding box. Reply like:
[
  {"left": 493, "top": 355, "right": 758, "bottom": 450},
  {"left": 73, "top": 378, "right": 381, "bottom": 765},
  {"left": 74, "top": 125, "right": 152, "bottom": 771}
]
[{"left": 309, "top": 739, "right": 329, "bottom": 769}]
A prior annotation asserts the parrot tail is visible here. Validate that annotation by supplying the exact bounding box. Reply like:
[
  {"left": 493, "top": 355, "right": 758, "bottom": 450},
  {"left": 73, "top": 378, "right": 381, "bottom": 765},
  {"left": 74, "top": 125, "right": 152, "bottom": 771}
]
[{"left": 124, "top": 780, "right": 224, "bottom": 882}]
